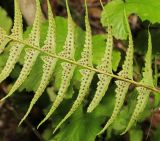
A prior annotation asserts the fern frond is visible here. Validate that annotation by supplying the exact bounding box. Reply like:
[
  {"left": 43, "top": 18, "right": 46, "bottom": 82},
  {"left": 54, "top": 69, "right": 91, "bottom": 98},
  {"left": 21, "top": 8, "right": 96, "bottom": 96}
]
[
  {"left": 87, "top": 26, "right": 113, "bottom": 113},
  {"left": 53, "top": 0, "right": 95, "bottom": 133},
  {"left": 0, "top": 0, "right": 23, "bottom": 84},
  {"left": 6, "top": 33, "right": 160, "bottom": 93},
  {"left": 37, "top": 0, "right": 76, "bottom": 128},
  {"left": 98, "top": 10, "right": 134, "bottom": 134},
  {"left": 0, "top": 0, "right": 159, "bottom": 134},
  {"left": 122, "top": 31, "right": 153, "bottom": 134},
  {"left": 0, "top": 0, "right": 42, "bottom": 101},
  {"left": 19, "top": 0, "right": 57, "bottom": 125}
]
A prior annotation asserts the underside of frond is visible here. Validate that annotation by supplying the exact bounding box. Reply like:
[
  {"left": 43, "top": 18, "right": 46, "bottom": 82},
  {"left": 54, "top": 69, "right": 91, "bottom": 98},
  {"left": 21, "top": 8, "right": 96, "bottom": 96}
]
[{"left": 0, "top": 0, "right": 158, "bottom": 136}]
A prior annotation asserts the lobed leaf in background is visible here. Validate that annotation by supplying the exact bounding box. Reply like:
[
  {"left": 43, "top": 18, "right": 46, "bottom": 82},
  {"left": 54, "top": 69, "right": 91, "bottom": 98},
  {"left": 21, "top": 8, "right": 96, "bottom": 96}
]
[{"left": 101, "top": 0, "right": 160, "bottom": 39}]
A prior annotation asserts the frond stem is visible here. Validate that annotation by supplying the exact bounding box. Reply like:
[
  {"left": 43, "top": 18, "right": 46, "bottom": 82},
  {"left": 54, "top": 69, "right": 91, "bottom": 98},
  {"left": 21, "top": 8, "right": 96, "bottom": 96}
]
[{"left": 4, "top": 35, "right": 160, "bottom": 93}]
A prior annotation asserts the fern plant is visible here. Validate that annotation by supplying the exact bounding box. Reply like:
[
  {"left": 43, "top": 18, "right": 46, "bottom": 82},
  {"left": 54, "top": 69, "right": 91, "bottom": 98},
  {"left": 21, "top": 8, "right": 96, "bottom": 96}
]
[{"left": 0, "top": 0, "right": 159, "bottom": 136}]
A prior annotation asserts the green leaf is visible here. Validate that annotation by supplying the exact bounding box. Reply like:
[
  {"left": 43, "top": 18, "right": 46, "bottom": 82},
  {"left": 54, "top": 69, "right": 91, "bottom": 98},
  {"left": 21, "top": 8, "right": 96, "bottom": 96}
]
[
  {"left": 112, "top": 50, "right": 121, "bottom": 71},
  {"left": 101, "top": 0, "right": 160, "bottom": 39},
  {"left": 129, "top": 128, "right": 143, "bottom": 141},
  {"left": 112, "top": 107, "right": 129, "bottom": 132},
  {"left": 0, "top": 7, "right": 12, "bottom": 33},
  {"left": 53, "top": 107, "right": 103, "bottom": 141}
]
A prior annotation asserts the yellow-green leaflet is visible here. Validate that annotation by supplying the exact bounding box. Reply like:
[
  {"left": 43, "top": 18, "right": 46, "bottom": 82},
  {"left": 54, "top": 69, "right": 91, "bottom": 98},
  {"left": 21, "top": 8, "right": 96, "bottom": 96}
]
[
  {"left": 53, "top": 0, "right": 95, "bottom": 133},
  {"left": 98, "top": 9, "right": 134, "bottom": 135},
  {"left": 0, "top": 0, "right": 23, "bottom": 85},
  {"left": 87, "top": 1, "right": 113, "bottom": 113},
  {"left": 19, "top": 0, "right": 57, "bottom": 126},
  {"left": 37, "top": 0, "right": 76, "bottom": 128},
  {"left": 0, "top": 0, "right": 23, "bottom": 54},
  {"left": 122, "top": 31, "right": 153, "bottom": 134},
  {"left": 1, "top": 0, "right": 42, "bottom": 101},
  {"left": 0, "top": 27, "right": 10, "bottom": 53},
  {"left": 11, "top": 0, "right": 23, "bottom": 39},
  {"left": 87, "top": 26, "right": 113, "bottom": 113}
]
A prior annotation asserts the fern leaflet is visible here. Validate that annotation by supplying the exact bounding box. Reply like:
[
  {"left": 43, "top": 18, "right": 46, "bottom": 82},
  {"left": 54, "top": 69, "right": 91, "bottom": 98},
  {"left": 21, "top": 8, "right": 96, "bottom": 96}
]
[
  {"left": 0, "top": 0, "right": 23, "bottom": 53},
  {"left": 37, "top": 0, "right": 76, "bottom": 128},
  {"left": 87, "top": 26, "right": 113, "bottom": 113},
  {"left": 0, "top": 0, "right": 23, "bottom": 85},
  {"left": 11, "top": 0, "right": 23, "bottom": 39},
  {"left": 0, "top": 0, "right": 23, "bottom": 54},
  {"left": 19, "top": 0, "right": 57, "bottom": 125},
  {"left": 122, "top": 31, "right": 153, "bottom": 134},
  {"left": 98, "top": 9, "right": 134, "bottom": 135},
  {"left": 0, "top": 27, "right": 10, "bottom": 53},
  {"left": 1, "top": 0, "right": 42, "bottom": 101},
  {"left": 53, "top": 0, "right": 95, "bottom": 133}
]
